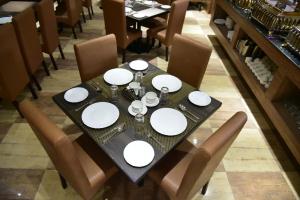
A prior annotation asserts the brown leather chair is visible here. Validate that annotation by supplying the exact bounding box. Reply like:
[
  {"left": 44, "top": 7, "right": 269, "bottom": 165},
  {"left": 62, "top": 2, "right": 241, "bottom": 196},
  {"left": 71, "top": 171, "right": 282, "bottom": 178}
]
[
  {"left": 56, "top": 0, "right": 83, "bottom": 39},
  {"left": 36, "top": 0, "right": 65, "bottom": 70},
  {"left": 148, "top": 112, "right": 247, "bottom": 200},
  {"left": 0, "top": 24, "right": 37, "bottom": 116},
  {"left": 167, "top": 34, "right": 212, "bottom": 89},
  {"left": 12, "top": 8, "right": 49, "bottom": 91},
  {"left": 82, "top": 0, "right": 93, "bottom": 19},
  {"left": 74, "top": 34, "right": 118, "bottom": 82},
  {"left": 19, "top": 99, "right": 118, "bottom": 200},
  {"left": 102, "top": 0, "right": 142, "bottom": 63},
  {"left": 146, "top": 0, "right": 189, "bottom": 61}
]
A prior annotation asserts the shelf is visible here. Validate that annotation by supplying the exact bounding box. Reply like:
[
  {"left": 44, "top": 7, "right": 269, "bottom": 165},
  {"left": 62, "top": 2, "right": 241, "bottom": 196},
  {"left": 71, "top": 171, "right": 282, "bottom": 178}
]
[{"left": 211, "top": 0, "right": 300, "bottom": 164}]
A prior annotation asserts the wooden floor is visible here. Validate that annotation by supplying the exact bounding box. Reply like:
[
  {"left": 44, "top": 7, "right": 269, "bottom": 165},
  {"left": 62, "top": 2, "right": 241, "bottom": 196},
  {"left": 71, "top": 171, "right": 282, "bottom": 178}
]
[{"left": 0, "top": 3, "right": 299, "bottom": 200}]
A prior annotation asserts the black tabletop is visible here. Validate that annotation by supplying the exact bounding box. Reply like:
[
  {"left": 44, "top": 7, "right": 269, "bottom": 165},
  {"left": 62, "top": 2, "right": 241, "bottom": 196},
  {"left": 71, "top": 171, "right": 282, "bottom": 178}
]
[{"left": 53, "top": 62, "right": 222, "bottom": 183}]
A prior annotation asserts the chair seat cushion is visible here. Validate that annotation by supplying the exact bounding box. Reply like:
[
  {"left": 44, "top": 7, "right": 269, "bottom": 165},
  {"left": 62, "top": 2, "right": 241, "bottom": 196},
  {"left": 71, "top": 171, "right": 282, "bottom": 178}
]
[
  {"left": 125, "top": 28, "right": 142, "bottom": 48},
  {"left": 144, "top": 17, "right": 167, "bottom": 39}
]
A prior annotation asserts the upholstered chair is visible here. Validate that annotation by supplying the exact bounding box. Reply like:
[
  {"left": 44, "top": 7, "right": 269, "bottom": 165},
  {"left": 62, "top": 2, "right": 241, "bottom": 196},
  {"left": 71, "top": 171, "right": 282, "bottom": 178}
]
[
  {"left": 74, "top": 34, "right": 118, "bottom": 82},
  {"left": 146, "top": 0, "right": 189, "bottom": 61},
  {"left": 56, "top": 0, "right": 83, "bottom": 39},
  {"left": 19, "top": 99, "right": 118, "bottom": 200},
  {"left": 102, "top": 0, "right": 142, "bottom": 63},
  {"left": 167, "top": 34, "right": 212, "bottom": 89},
  {"left": 0, "top": 24, "right": 36, "bottom": 116},
  {"left": 82, "top": 0, "right": 93, "bottom": 19},
  {"left": 148, "top": 112, "right": 247, "bottom": 200},
  {"left": 12, "top": 8, "right": 49, "bottom": 91},
  {"left": 36, "top": 0, "right": 65, "bottom": 70}
]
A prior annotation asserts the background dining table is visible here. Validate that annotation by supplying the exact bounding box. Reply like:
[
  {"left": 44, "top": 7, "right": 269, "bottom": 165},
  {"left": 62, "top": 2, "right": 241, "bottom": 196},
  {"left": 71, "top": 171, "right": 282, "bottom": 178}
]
[{"left": 53, "top": 62, "right": 222, "bottom": 184}]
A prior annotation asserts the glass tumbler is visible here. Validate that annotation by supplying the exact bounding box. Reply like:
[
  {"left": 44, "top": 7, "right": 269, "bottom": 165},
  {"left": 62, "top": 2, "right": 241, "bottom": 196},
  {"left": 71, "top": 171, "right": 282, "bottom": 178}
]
[
  {"left": 134, "top": 113, "right": 145, "bottom": 134},
  {"left": 159, "top": 86, "right": 169, "bottom": 105},
  {"left": 135, "top": 71, "right": 143, "bottom": 84},
  {"left": 110, "top": 85, "right": 119, "bottom": 101}
]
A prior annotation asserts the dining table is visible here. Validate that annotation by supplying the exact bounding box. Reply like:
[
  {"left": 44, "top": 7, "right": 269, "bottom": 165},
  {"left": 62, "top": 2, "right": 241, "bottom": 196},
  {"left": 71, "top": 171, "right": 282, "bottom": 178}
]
[
  {"left": 0, "top": 0, "right": 37, "bottom": 16},
  {"left": 53, "top": 61, "right": 222, "bottom": 184}
]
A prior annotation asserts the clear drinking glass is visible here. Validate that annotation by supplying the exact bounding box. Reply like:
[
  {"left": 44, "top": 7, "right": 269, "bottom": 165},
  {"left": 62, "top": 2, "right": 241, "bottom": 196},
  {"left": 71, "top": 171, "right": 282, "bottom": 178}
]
[
  {"left": 138, "top": 86, "right": 146, "bottom": 98},
  {"left": 135, "top": 71, "right": 143, "bottom": 84},
  {"left": 159, "top": 86, "right": 169, "bottom": 105},
  {"left": 134, "top": 113, "right": 145, "bottom": 134},
  {"left": 110, "top": 85, "right": 119, "bottom": 101}
]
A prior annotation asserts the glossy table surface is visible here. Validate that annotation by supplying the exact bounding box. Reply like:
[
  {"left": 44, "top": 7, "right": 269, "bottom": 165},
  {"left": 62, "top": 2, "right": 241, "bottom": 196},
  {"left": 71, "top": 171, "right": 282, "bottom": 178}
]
[{"left": 53, "top": 63, "right": 222, "bottom": 183}]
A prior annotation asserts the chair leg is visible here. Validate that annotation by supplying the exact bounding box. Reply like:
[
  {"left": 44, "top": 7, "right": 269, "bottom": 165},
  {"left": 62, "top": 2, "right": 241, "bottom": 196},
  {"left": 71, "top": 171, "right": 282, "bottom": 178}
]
[
  {"left": 42, "top": 60, "right": 50, "bottom": 76},
  {"left": 201, "top": 181, "right": 210, "bottom": 195},
  {"left": 151, "top": 38, "right": 155, "bottom": 48},
  {"left": 165, "top": 46, "right": 169, "bottom": 61},
  {"left": 88, "top": 7, "right": 92, "bottom": 19},
  {"left": 78, "top": 21, "right": 83, "bottom": 33},
  {"left": 58, "top": 44, "right": 65, "bottom": 59},
  {"left": 12, "top": 100, "right": 23, "bottom": 118},
  {"left": 50, "top": 54, "right": 58, "bottom": 70},
  {"left": 158, "top": 41, "right": 161, "bottom": 47},
  {"left": 81, "top": 11, "right": 86, "bottom": 23},
  {"left": 91, "top": 5, "right": 94, "bottom": 15},
  {"left": 31, "top": 75, "right": 42, "bottom": 91},
  {"left": 122, "top": 49, "right": 126, "bottom": 63},
  {"left": 28, "top": 83, "right": 38, "bottom": 99},
  {"left": 72, "top": 27, "right": 77, "bottom": 39},
  {"left": 59, "top": 173, "right": 68, "bottom": 189}
]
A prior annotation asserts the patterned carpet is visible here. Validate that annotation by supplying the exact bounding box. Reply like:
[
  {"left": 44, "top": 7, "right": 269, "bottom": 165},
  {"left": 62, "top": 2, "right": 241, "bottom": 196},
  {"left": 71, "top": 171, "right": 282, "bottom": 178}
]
[{"left": 0, "top": 2, "right": 299, "bottom": 200}]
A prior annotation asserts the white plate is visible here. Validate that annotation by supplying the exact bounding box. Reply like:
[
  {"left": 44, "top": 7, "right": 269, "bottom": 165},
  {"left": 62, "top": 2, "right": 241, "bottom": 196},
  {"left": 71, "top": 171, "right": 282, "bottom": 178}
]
[
  {"left": 144, "top": 0, "right": 153, "bottom": 5},
  {"left": 129, "top": 60, "right": 149, "bottom": 71},
  {"left": 133, "top": 13, "right": 146, "bottom": 18},
  {"left": 64, "top": 87, "right": 89, "bottom": 103},
  {"left": 161, "top": 5, "right": 170, "bottom": 9},
  {"left": 188, "top": 91, "right": 211, "bottom": 106},
  {"left": 128, "top": 104, "right": 148, "bottom": 116},
  {"left": 214, "top": 18, "right": 225, "bottom": 25},
  {"left": 150, "top": 108, "right": 187, "bottom": 136},
  {"left": 152, "top": 74, "right": 182, "bottom": 92},
  {"left": 125, "top": 7, "right": 132, "bottom": 13},
  {"left": 123, "top": 140, "right": 155, "bottom": 167},
  {"left": 141, "top": 96, "right": 159, "bottom": 107},
  {"left": 81, "top": 102, "right": 119, "bottom": 129},
  {"left": 104, "top": 68, "right": 133, "bottom": 85}
]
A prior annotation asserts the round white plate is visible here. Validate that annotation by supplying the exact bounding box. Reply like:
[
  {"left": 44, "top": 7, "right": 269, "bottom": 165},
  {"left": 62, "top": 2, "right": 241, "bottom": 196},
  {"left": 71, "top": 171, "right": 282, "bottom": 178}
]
[
  {"left": 188, "top": 91, "right": 211, "bottom": 106},
  {"left": 161, "top": 5, "right": 171, "bottom": 9},
  {"left": 64, "top": 87, "right": 89, "bottom": 103},
  {"left": 129, "top": 60, "right": 149, "bottom": 71},
  {"left": 104, "top": 68, "right": 133, "bottom": 85},
  {"left": 133, "top": 13, "right": 146, "bottom": 18},
  {"left": 150, "top": 108, "right": 187, "bottom": 136},
  {"left": 214, "top": 18, "right": 225, "bottom": 25},
  {"left": 141, "top": 96, "right": 159, "bottom": 107},
  {"left": 123, "top": 140, "right": 155, "bottom": 167},
  {"left": 144, "top": 0, "right": 153, "bottom": 5},
  {"left": 81, "top": 102, "right": 119, "bottom": 129},
  {"left": 152, "top": 74, "right": 182, "bottom": 92},
  {"left": 128, "top": 104, "right": 148, "bottom": 116},
  {"left": 125, "top": 7, "right": 132, "bottom": 13}
]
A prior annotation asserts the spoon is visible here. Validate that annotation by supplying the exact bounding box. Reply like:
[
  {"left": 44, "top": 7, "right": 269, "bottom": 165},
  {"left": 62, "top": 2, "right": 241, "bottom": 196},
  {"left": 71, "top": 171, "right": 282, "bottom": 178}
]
[
  {"left": 147, "top": 132, "right": 165, "bottom": 149},
  {"left": 178, "top": 104, "right": 200, "bottom": 120}
]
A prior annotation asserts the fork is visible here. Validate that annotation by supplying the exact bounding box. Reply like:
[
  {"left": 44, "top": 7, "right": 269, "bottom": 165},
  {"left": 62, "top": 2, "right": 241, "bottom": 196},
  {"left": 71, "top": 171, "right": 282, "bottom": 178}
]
[
  {"left": 147, "top": 132, "right": 165, "bottom": 149},
  {"left": 74, "top": 98, "right": 97, "bottom": 112},
  {"left": 103, "top": 123, "right": 126, "bottom": 143},
  {"left": 178, "top": 104, "right": 200, "bottom": 120}
]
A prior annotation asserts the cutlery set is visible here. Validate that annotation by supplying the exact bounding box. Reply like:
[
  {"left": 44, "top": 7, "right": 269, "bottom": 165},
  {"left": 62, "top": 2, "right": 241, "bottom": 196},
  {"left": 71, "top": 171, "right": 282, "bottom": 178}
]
[{"left": 178, "top": 104, "right": 199, "bottom": 123}]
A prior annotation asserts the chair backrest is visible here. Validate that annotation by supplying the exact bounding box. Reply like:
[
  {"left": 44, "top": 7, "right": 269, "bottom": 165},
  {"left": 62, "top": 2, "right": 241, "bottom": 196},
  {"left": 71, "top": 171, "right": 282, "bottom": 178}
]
[
  {"left": 66, "top": 0, "right": 82, "bottom": 25},
  {"left": 36, "top": 0, "right": 59, "bottom": 54},
  {"left": 102, "top": 0, "right": 127, "bottom": 48},
  {"left": 167, "top": 34, "right": 212, "bottom": 89},
  {"left": 12, "top": 8, "right": 43, "bottom": 75},
  {"left": 74, "top": 34, "right": 118, "bottom": 82},
  {"left": 0, "top": 24, "right": 30, "bottom": 101},
  {"left": 176, "top": 112, "right": 247, "bottom": 200},
  {"left": 164, "top": 0, "right": 189, "bottom": 46},
  {"left": 19, "top": 99, "right": 92, "bottom": 198}
]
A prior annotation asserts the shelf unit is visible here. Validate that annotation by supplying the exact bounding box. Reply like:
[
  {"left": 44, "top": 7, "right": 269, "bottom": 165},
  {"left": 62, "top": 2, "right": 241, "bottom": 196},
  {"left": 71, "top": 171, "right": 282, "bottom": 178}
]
[{"left": 210, "top": 0, "right": 300, "bottom": 164}]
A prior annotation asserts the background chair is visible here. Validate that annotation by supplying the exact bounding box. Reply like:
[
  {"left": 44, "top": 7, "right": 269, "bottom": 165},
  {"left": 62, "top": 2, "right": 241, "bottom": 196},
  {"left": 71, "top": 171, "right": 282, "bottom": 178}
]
[
  {"left": 13, "top": 8, "right": 49, "bottom": 91},
  {"left": 167, "top": 34, "right": 212, "bottom": 89},
  {"left": 0, "top": 24, "right": 36, "bottom": 116},
  {"left": 146, "top": 0, "right": 189, "bottom": 61},
  {"left": 82, "top": 0, "right": 94, "bottom": 19},
  {"left": 36, "top": 0, "right": 65, "bottom": 70},
  {"left": 19, "top": 99, "right": 118, "bottom": 200},
  {"left": 56, "top": 0, "right": 83, "bottom": 39},
  {"left": 148, "top": 112, "right": 247, "bottom": 200},
  {"left": 74, "top": 34, "right": 118, "bottom": 82},
  {"left": 102, "top": 0, "right": 142, "bottom": 63}
]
